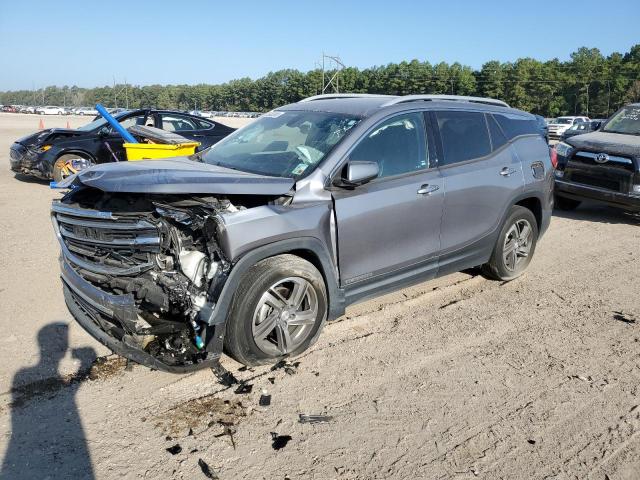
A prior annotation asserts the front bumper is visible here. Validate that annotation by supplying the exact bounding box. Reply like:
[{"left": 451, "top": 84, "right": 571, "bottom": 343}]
[
  {"left": 555, "top": 179, "right": 640, "bottom": 211},
  {"left": 9, "top": 143, "right": 48, "bottom": 178},
  {"left": 60, "top": 257, "right": 221, "bottom": 373}
]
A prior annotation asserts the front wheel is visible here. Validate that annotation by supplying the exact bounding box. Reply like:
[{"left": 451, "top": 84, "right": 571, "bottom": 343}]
[
  {"left": 52, "top": 154, "right": 92, "bottom": 182},
  {"left": 224, "top": 254, "right": 328, "bottom": 366},
  {"left": 483, "top": 206, "right": 539, "bottom": 281}
]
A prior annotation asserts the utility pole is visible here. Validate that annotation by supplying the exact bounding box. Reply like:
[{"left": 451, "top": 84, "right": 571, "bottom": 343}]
[
  {"left": 320, "top": 53, "right": 345, "bottom": 94},
  {"left": 606, "top": 80, "right": 611, "bottom": 117}
]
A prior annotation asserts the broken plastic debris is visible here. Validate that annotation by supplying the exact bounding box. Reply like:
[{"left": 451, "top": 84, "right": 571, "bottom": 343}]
[
  {"left": 271, "top": 360, "right": 301, "bottom": 375},
  {"left": 270, "top": 432, "right": 292, "bottom": 450},
  {"left": 211, "top": 363, "right": 239, "bottom": 387},
  {"left": 613, "top": 311, "right": 636, "bottom": 324},
  {"left": 259, "top": 389, "right": 271, "bottom": 406},
  {"left": 298, "top": 414, "right": 333, "bottom": 424},
  {"left": 198, "top": 458, "right": 218, "bottom": 479},
  {"left": 234, "top": 382, "right": 253, "bottom": 394},
  {"left": 166, "top": 444, "right": 182, "bottom": 455}
]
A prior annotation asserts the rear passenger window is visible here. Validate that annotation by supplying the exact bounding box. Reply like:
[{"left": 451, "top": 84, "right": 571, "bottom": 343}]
[
  {"left": 493, "top": 114, "right": 539, "bottom": 140},
  {"left": 435, "top": 111, "right": 491, "bottom": 165},
  {"left": 486, "top": 114, "right": 508, "bottom": 150}
]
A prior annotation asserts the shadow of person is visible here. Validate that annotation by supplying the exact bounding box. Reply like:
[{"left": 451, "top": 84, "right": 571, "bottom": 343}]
[{"left": 1, "top": 323, "right": 96, "bottom": 480}]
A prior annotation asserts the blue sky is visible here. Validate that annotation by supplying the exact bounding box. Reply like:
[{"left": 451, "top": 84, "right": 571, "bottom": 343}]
[{"left": 0, "top": 0, "right": 638, "bottom": 91}]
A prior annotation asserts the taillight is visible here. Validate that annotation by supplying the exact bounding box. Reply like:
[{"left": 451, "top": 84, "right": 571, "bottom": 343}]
[{"left": 550, "top": 147, "right": 558, "bottom": 169}]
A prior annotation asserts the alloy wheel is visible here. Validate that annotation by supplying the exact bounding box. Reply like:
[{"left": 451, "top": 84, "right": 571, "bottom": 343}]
[
  {"left": 252, "top": 277, "right": 318, "bottom": 356},
  {"left": 503, "top": 219, "right": 533, "bottom": 272}
]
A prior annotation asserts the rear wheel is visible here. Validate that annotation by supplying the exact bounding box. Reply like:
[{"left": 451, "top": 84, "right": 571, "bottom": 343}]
[
  {"left": 52, "top": 154, "right": 92, "bottom": 182},
  {"left": 224, "top": 254, "right": 328, "bottom": 366},
  {"left": 483, "top": 206, "right": 538, "bottom": 281},
  {"left": 554, "top": 194, "right": 581, "bottom": 211}
]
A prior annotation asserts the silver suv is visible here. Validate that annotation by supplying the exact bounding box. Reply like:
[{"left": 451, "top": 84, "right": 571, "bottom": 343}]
[{"left": 52, "top": 94, "right": 553, "bottom": 371}]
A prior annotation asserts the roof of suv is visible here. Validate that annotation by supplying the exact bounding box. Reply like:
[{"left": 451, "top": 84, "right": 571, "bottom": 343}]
[{"left": 279, "top": 94, "right": 526, "bottom": 118}]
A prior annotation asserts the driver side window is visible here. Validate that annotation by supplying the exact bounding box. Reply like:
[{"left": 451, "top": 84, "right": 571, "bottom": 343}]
[{"left": 349, "top": 113, "right": 428, "bottom": 179}]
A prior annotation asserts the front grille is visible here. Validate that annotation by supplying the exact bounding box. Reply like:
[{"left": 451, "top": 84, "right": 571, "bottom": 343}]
[
  {"left": 570, "top": 173, "right": 620, "bottom": 191},
  {"left": 52, "top": 202, "right": 161, "bottom": 276},
  {"left": 573, "top": 151, "right": 634, "bottom": 172}
]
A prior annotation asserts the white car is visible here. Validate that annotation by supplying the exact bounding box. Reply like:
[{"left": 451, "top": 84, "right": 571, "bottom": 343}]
[
  {"left": 36, "top": 106, "right": 65, "bottom": 115},
  {"left": 76, "top": 107, "right": 98, "bottom": 116},
  {"left": 547, "top": 116, "right": 590, "bottom": 140}
]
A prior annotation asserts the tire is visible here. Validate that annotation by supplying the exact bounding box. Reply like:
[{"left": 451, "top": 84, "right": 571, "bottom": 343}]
[
  {"left": 483, "top": 205, "right": 539, "bottom": 281},
  {"left": 224, "top": 254, "right": 328, "bottom": 366},
  {"left": 554, "top": 194, "right": 581, "bottom": 211},
  {"left": 52, "top": 154, "right": 91, "bottom": 182}
]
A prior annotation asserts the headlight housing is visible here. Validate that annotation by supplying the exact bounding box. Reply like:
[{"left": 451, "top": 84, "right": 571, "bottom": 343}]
[{"left": 555, "top": 142, "right": 573, "bottom": 158}]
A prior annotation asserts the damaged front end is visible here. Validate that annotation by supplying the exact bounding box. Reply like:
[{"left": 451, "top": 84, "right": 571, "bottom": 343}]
[{"left": 53, "top": 187, "right": 253, "bottom": 372}]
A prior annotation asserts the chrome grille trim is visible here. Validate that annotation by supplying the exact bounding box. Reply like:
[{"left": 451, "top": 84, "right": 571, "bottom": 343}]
[
  {"left": 575, "top": 151, "right": 633, "bottom": 165},
  {"left": 51, "top": 201, "right": 160, "bottom": 276}
]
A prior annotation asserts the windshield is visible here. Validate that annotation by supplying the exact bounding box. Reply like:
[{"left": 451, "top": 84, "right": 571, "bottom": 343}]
[
  {"left": 203, "top": 110, "right": 360, "bottom": 178},
  {"left": 76, "top": 112, "right": 128, "bottom": 132},
  {"left": 602, "top": 106, "right": 640, "bottom": 135},
  {"left": 555, "top": 118, "right": 573, "bottom": 125}
]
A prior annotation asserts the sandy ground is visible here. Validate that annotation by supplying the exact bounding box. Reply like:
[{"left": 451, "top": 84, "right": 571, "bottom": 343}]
[{"left": 0, "top": 112, "right": 639, "bottom": 480}]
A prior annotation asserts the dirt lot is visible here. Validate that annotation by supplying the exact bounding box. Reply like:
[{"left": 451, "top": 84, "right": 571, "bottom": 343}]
[{"left": 0, "top": 112, "right": 639, "bottom": 480}]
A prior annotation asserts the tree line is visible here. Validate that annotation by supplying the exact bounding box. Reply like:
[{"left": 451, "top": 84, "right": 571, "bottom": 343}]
[{"left": 2, "top": 46, "right": 639, "bottom": 118}]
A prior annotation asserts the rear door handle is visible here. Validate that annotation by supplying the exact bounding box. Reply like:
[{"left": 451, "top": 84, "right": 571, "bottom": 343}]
[
  {"left": 417, "top": 184, "right": 439, "bottom": 195},
  {"left": 500, "top": 167, "right": 517, "bottom": 177}
]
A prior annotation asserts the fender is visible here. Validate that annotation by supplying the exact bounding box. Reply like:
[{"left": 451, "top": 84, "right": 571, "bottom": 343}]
[{"left": 202, "top": 237, "right": 345, "bottom": 353}]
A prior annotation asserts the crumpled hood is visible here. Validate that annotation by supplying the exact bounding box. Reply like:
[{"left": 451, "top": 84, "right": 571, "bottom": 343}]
[
  {"left": 566, "top": 131, "right": 640, "bottom": 158},
  {"left": 65, "top": 157, "right": 295, "bottom": 195},
  {"left": 16, "top": 128, "right": 83, "bottom": 147}
]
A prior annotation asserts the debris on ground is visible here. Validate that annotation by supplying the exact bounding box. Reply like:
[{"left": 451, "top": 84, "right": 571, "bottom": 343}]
[
  {"left": 198, "top": 458, "right": 218, "bottom": 479},
  {"left": 166, "top": 444, "right": 182, "bottom": 455},
  {"left": 259, "top": 389, "right": 271, "bottom": 406},
  {"left": 267, "top": 377, "right": 276, "bottom": 384},
  {"left": 88, "top": 355, "right": 128, "bottom": 380},
  {"left": 298, "top": 414, "right": 333, "bottom": 424},
  {"left": 271, "top": 360, "right": 301, "bottom": 375},
  {"left": 613, "top": 311, "right": 636, "bottom": 324},
  {"left": 234, "top": 382, "right": 253, "bottom": 394},
  {"left": 270, "top": 432, "right": 292, "bottom": 450},
  {"left": 527, "top": 439, "right": 536, "bottom": 445},
  {"left": 155, "top": 395, "right": 246, "bottom": 437},
  {"left": 214, "top": 423, "right": 237, "bottom": 449},
  {"left": 211, "top": 363, "right": 239, "bottom": 386}
]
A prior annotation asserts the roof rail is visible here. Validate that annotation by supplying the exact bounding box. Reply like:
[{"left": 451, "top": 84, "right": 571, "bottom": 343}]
[
  {"left": 381, "top": 95, "right": 510, "bottom": 108},
  {"left": 298, "top": 93, "right": 394, "bottom": 103}
]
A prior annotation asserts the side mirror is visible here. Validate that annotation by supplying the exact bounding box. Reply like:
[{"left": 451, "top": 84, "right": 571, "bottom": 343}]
[
  {"left": 337, "top": 161, "right": 379, "bottom": 187},
  {"left": 98, "top": 126, "right": 110, "bottom": 136}
]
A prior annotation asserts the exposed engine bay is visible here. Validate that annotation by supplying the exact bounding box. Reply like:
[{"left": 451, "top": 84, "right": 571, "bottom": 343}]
[{"left": 53, "top": 187, "right": 284, "bottom": 368}]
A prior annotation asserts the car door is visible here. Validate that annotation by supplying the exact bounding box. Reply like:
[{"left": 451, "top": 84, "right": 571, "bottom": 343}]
[
  {"left": 432, "top": 110, "right": 524, "bottom": 274},
  {"left": 332, "top": 111, "right": 444, "bottom": 291}
]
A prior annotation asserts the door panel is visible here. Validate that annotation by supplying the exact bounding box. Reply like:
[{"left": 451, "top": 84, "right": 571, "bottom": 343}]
[
  {"left": 433, "top": 109, "right": 525, "bottom": 267},
  {"left": 439, "top": 147, "right": 523, "bottom": 254},
  {"left": 333, "top": 171, "right": 444, "bottom": 284}
]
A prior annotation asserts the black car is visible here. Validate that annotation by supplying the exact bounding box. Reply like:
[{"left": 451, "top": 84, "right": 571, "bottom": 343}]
[
  {"left": 9, "top": 109, "right": 236, "bottom": 180},
  {"left": 554, "top": 104, "right": 640, "bottom": 212},
  {"left": 560, "top": 120, "right": 602, "bottom": 141}
]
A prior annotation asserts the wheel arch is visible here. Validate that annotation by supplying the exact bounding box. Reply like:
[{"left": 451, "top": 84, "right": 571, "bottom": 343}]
[
  {"left": 514, "top": 196, "right": 542, "bottom": 231},
  {"left": 203, "top": 237, "right": 345, "bottom": 349}
]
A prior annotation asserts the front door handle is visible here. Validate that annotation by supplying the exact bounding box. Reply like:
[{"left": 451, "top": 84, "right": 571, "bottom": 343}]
[
  {"left": 417, "top": 184, "right": 439, "bottom": 195},
  {"left": 500, "top": 167, "right": 517, "bottom": 177}
]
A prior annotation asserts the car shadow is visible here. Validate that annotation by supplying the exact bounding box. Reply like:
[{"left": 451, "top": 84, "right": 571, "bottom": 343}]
[
  {"left": 553, "top": 201, "right": 640, "bottom": 226},
  {"left": 12, "top": 173, "right": 50, "bottom": 186},
  {"left": 1, "top": 323, "right": 97, "bottom": 480}
]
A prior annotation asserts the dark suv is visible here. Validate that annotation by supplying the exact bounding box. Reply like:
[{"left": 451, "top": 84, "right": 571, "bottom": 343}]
[
  {"left": 51, "top": 94, "right": 553, "bottom": 371},
  {"left": 554, "top": 103, "right": 640, "bottom": 212}
]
